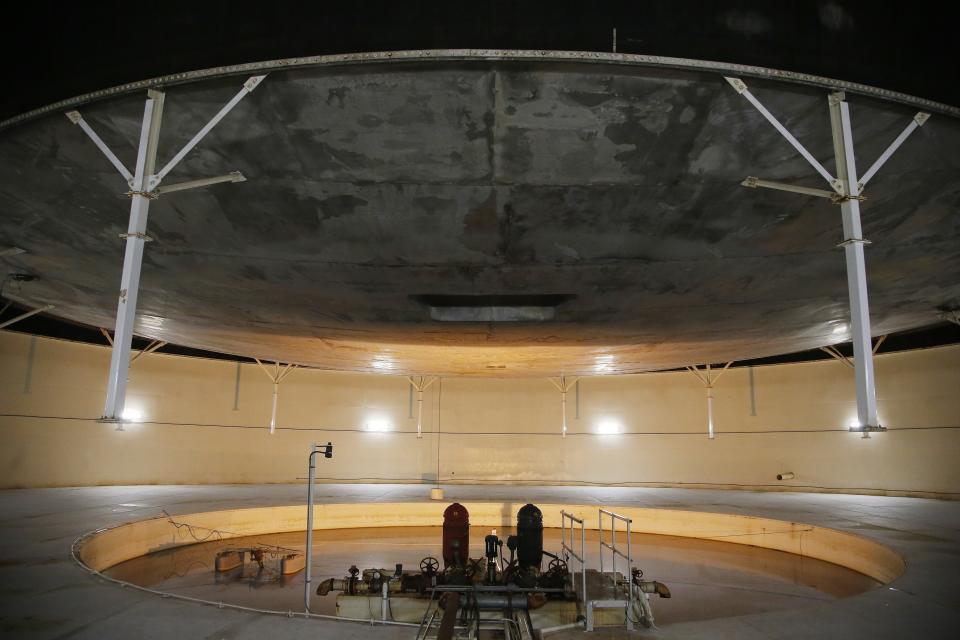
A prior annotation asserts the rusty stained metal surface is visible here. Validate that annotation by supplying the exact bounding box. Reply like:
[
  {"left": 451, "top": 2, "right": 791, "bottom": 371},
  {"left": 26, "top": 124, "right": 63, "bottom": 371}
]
[{"left": 0, "top": 56, "right": 958, "bottom": 376}]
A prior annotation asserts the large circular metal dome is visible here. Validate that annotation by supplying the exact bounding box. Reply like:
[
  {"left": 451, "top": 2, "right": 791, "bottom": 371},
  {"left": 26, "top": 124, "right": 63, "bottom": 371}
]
[{"left": 1, "top": 51, "right": 958, "bottom": 375}]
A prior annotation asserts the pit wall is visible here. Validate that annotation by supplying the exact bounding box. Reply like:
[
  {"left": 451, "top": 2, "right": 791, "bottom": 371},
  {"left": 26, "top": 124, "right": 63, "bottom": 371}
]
[
  {"left": 1, "top": 331, "right": 958, "bottom": 496},
  {"left": 77, "top": 502, "right": 905, "bottom": 585}
]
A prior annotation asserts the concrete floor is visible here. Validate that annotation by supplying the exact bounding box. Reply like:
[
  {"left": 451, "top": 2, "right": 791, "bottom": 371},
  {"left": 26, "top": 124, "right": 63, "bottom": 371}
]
[{"left": 0, "top": 484, "right": 958, "bottom": 639}]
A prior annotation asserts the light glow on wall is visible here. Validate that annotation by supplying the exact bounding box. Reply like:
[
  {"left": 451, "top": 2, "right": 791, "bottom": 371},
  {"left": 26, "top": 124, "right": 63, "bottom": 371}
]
[
  {"left": 365, "top": 418, "right": 392, "bottom": 433},
  {"left": 833, "top": 324, "right": 848, "bottom": 335},
  {"left": 121, "top": 408, "right": 143, "bottom": 423},
  {"left": 596, "top": 419, "right": 622, "bottom": 435}
]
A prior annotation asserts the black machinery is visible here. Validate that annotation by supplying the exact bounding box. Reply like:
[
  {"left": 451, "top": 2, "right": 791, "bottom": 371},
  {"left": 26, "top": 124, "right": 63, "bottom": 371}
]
[{"left": 315, "top": 502, "right": 670, "bottom": 639}]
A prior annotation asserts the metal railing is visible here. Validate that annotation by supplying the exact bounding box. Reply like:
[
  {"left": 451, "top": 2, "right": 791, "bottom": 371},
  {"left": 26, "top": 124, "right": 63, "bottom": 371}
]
[
  {"left": 559, "top": 510, "right": 586, "bottom": 606},
  {"left": 598, "top": 508, "right": 634, "bottom": 629}
]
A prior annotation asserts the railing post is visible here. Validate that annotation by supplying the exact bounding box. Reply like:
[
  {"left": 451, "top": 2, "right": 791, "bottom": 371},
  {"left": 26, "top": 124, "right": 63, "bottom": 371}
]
[
  {"left": 580, "top": 519, "right": 586, "bottom": 607},
  {"left": 626, "top": 518, "right": 634, "bottom": 631}
]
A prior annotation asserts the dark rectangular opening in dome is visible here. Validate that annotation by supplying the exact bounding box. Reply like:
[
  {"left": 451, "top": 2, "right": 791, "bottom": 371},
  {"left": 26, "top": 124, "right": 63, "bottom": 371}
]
[
  {"left": 412, "top": 294, "right": 575, "bottom": 308},
  {"left": 411, "top": 294, "right": 575, "bottom": 322}
]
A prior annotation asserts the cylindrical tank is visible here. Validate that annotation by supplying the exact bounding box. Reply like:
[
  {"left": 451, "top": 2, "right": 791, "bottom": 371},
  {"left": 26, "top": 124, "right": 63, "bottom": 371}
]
[
  {"left": 442, "top": 503, "right": 469, "bottom": 568},
  {"left": 516, "top": 503, "right": 543, "bottom": 570}
]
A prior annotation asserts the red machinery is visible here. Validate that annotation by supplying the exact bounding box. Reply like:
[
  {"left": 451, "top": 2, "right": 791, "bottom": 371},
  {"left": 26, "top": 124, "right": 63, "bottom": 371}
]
[{"left": 442, "top": 502, "right": 470, "bottom": 568}]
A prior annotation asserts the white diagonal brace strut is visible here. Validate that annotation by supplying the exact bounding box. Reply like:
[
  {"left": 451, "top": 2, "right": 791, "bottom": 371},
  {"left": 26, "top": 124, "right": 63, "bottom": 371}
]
[
  {"left": 0, "top": 303, "right": 55, "bottom": 330},
  {"left": 872, "top": 334, "right": 887, "bottom": 355},
  {"left": 151, "top": 75, "right": 266, "bottom": 187},
  {"left": 829, "top": 92, "right": 881, "bottom": 431},
  {"left": 820, "top": 345, "right": 854, "bottom": 368},
  {"left": 155, "top": 171, "right": 246, "bottom": 195},
  {"left": 726, "top": 77, "right": 841, "bottom": 194},
  {"left": 741, "top": 176, "right": 837, "bottom": 200},
  {"left": 65, "top": 111, "right": 134, "bottom": 186},
  {"left": 857, "top": 112, "right": 930, "bottom": 192},
  {"left": 102, "top": 91, "right": 165, "bottom": 420},
  {"left": 129, "top": 339, "right": 166, "bottom": 365}
]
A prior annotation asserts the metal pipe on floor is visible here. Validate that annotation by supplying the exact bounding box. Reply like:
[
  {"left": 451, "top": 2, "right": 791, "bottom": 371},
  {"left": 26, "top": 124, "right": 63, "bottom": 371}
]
[
  {"left": 540, "top": 621, "right": 585, "bottom": 636},
  {"left": 437, "top": 592, "right": 460, "bottom": 640}
]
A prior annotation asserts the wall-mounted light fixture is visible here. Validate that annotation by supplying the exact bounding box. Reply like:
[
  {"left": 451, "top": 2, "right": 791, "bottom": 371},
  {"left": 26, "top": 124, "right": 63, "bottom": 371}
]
[
  {"left": 596, "top": 419, "right": 621, "bottom": 436},
  {"left": 848, "top": 418, "right": 885, "bottom": 439},
  {"left": 115, "top": 407, "right": 143, "bottom": 431},
  {"left": 365, "top": 419, "right": 391, "bottom": 433}
]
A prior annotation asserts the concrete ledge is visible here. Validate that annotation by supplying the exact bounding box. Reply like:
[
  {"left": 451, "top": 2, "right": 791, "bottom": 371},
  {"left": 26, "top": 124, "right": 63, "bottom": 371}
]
[{"left": 77, "top": 501, "right": 905, "bottom": 585}]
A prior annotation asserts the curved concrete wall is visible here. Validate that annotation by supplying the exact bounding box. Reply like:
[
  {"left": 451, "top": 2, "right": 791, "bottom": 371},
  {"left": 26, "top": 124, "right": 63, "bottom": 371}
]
[
  {"left": 1, "top": 331, "right": 958, "bottom": 496},
  {"left": 77, "top": 502, "right": 906, "bottom": 585}
]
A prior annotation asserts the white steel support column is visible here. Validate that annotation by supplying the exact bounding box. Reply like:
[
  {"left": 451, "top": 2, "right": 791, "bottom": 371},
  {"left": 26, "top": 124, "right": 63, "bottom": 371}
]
[
  {"left": 706, "top": 381, "right": 715, "bottom": 439},
  {"left": 726, "top": 77, "right": 927, "bottom": 438},
  {"left": 687, "top": 362, "right": 732, "bottom": 439},
  {"left": 102, "top": 91, "right": 164, "bottom": 420},
  {"left": 68, "top": 75, "right": 266, "bottom": 422},
  {"left": 561, "top": 387, "right": 568, "bottom": 436},
  {"left": 407, "top": 376, "right": 437, "bottom": 438},
  {"left": 255, "top": 359, "right": 297, "bottom": 434},
  {"left": 549, "top": 376, "right": 579, "bottom": 437},
  {"left": 270, "top": 381, "right": 280, "bottom": 432},
  {"left": 829, "top": 92, "right": 880, "bottom": 431}
]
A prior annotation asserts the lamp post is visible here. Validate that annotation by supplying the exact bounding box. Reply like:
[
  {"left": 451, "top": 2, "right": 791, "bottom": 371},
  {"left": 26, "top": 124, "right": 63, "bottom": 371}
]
[{"left": 305, "top": 441, "right": 334, "bottom": 613}]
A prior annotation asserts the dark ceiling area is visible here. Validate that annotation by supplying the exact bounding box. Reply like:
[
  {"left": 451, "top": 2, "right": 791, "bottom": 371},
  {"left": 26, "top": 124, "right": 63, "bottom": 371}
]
[{"left": 3, "top": 1, "right": 957, "bottom": 122}]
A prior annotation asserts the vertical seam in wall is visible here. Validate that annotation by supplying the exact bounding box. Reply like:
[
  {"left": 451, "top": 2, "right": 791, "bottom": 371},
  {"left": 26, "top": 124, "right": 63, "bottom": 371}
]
[
  {"left": 23, "top": 336, "right": 36, "bottom": 395},
  {"left": 408, "top": 381, "right": 414, "bottom": 419},
  {"left": 575, "top": 379, "right": 580, "bottom": 419},
  {"left": 232, "top": 362, "right": 241, "bottom": 411}
]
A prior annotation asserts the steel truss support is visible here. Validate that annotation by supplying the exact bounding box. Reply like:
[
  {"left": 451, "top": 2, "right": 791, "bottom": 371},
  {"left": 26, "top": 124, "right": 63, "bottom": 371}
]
[
  {"left": 67, "top": 76, "right": 266, "bottom": 421},
  {"left": 820, "top": 345, "right": 853, "bottom": 368},
  {"left": 98, "top": 328, "right": 166, "bottom": 364},
  {"left": 686, "top": 362, "right": 733, "bottom": 439},
  {"left": 727, "top": 77, "right": 930, "bottom": 436},
  {"left": 822, "top": 335, "right": 887, "bottom": 364},
  {"left": 548, "top": 376, "right": 580, "bottom": 437},
  {"left": 255, "top": 359, "right": 298, "bottom": 434},
  {"left": 0, "top": 303, "right": 55, "bottom": 330},
  {"left": 129, "top": 339, "right": 167, "bottom": 364},
  {"left": 407, "top": 376, "right": 438, "bottom": 438}
]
